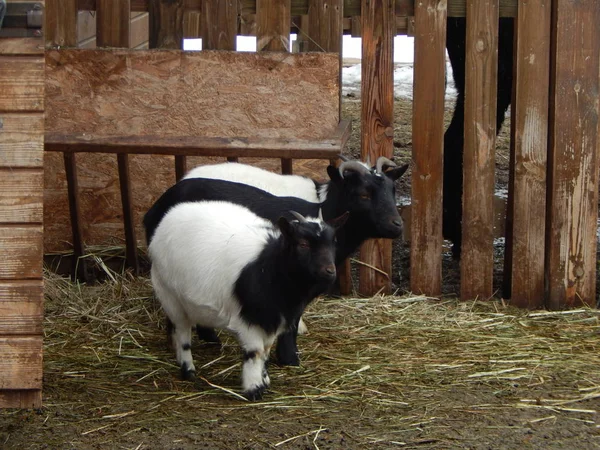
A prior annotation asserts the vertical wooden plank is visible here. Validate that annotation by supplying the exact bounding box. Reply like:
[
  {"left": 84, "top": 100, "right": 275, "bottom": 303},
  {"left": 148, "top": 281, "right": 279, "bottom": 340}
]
[
  {"left": 358, "top": 0, "right": 395, "bottom": 296},
  {"left": 148, "top": 0, "right": 186, "bottom": 179},
  {"left": 460, "top": 0, "right": 498, "bottom": 300},
  {"left": 256, "top": 0, "right": 291, "bottom": 52},
  {"left": 504, "top": 0, "right": 550, "bottom": 307},
  {"left": 546, "top": 0, "right": 599, "bottom": 309},
  {"left": 201, "top": 0, "right": 238, "bottom": 50},
  {"left": 96, "top": 0, "right": 131, "bottom": 47},
  {"left": 117, "top": 154, "right": 140, "bottom": 274},
  {"left": 45, "top": 0, "right": 78, "bottom": 47},
  {"left": 307, "top": 0, "right": 343, "bottom": 53},
  {"left": 257, "top": 0, "right": 291, "bottom": 172},
  {"left": 0, "top": 390, "right": 42, "bottom": 409}
]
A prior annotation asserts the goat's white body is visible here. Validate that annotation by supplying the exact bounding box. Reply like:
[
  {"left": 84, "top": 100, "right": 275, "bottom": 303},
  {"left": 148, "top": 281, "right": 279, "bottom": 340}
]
[
  {"left": 184, "top": 162, "right": 321, "bottom": 203},
  {"left": 149, "top": 201, "right": 282, "bottom": 395}
]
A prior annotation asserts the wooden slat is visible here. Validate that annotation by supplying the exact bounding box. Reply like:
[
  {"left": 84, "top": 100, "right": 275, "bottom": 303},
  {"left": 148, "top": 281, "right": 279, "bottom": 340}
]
[
  {"left": 460, "top": 0, "right": 498, "bottom": 300},
  {"left": 0, "top": 57, "right": 44, "bottom": 112},
  {"left": 0, "top": 280, "right": 43, "bottom": 335},
  {"left": 0, "top": 113, "right": 44, "bottom": 168},
  {"left": 0, "top": 390, "right": 42, "bottom": 409},
  {"left": 0, "top": 226, "right": 43, "bottom": 279},
  {"left": 201, "top": 0, "right": 238, "bottom": 50},
  {"left": 97, "top": 0, "right": 131, "bottom": 47},
  {"left": 0, "top": 169, "right": 43, "bottom": 224},
  {"left": 410, "top": 0, "right": 446, "bottom": 296},
  {"left": 503, "top": 0, "right": 550, "bottom": 307},
  {"left": 0, "top": 336, "right": 43, "bottom": 389},
  {"left": 46, "top": 0, "right": 78, "bottom": 47},
  {"left": 256, "top": 0, "right": 291, "bottom": 51},
  {"left": 149, "top": 0, "right": 184, "bottom": 49},
  {"left": 117, "top": 154, "right": 140, "bottom": 274},
  {"left": 546, "top": 0, "right": 600, "bottom": 309},
  {"left": 358, "top": 0, "right": 395, "bottom": 296},
  {"left": 0, "top": 38, "right": 44, "bottom": 55},
  {"left": 307, "top": 0, "right": 343, "bottom": 52}
]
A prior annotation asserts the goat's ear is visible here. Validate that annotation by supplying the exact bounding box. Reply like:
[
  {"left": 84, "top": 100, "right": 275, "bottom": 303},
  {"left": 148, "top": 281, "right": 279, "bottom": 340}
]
[
  {"left": 327, "top": 211, "right": 350, "bottom": 230},
  {"left": 327, "top": 164, "right": 343, "bottom": 183},
  {"left": 385, "top": 164, "right": 409, "bottom": 181},
  {"left": 277, "top": 216, "right": 295, "bottom": 241}
]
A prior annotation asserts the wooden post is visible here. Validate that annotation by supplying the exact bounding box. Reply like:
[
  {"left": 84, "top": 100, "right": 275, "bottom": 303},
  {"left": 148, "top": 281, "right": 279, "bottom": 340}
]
[
  {"left": 256, "top": 0, "right": 292, "bottom": 173},
  {"left": 359, "top": 0, "right": 395, "bottom": 296},
  {"left": 546, "top": 0, "right": 599, "bottom": 309},
  {"left": 460, "top": 0, "right": 499, "bottom": 300},
  {"left": 410, "top": 0, "right": 447, "bottom": 296},
  {"left": 45, "top": 0, "right": 78, "bottom": 47},
  {"left": 148, "top": 0, "right": 187, "bottom": 178},
  {"left": 503, "top": 0, "right": 550, "bottom": 307},
  {"left": 0, "top": 37, "right": 44, "bottom": 409}
]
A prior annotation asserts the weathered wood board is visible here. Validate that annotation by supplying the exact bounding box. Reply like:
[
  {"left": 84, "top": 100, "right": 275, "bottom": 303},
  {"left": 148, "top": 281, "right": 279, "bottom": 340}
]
[
  {"left": 0, "top": 281, "right": 44, "bottom": 335},
  {"left": 44, "top": 49, "right": 340, "bottom": 251},
  {"left": 0, "top": 337, "right": 43, "bottom": 390}
]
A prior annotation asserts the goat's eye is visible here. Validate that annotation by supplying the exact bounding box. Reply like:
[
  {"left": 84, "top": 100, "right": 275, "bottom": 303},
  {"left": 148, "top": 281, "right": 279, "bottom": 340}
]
[
  {"left": 298, "top": 240, "right": 310, "bottom": 249},
  {"left": 359, "top": 194, "right": 370, "bottom": 200}
]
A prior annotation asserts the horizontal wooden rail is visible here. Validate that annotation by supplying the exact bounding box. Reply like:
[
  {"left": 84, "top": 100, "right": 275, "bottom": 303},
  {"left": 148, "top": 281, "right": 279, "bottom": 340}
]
[{"left": 76, "top": 0, "right": 518, "bottom": 18}]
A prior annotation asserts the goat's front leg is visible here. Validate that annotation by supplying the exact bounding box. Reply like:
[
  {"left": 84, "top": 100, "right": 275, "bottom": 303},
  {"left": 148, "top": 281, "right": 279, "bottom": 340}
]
[
  {"left": 237, "top": 328, "right": 276, "bottom": 400},
  {"left": 275, "top": 317, "right": 300, "bottom": 366}
]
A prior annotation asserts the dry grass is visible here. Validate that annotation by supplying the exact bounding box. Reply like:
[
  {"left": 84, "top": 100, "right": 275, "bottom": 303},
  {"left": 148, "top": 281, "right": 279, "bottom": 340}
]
[{"left": 2, "top": 269, "right": 599, "bottom": 449}]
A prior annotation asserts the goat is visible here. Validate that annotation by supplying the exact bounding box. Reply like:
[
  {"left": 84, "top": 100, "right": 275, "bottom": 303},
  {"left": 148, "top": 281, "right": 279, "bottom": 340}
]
[
  {"left": 145, "top": 157, "right": 409, "bottom": 366},
  {"left": 148, "top": 201, "right": 347, "bottom": 400}
]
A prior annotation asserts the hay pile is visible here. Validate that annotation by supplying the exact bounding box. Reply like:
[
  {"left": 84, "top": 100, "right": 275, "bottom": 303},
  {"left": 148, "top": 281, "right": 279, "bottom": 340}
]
[{"left": 2, "top": 270, "right": 600, "bottom": 449}]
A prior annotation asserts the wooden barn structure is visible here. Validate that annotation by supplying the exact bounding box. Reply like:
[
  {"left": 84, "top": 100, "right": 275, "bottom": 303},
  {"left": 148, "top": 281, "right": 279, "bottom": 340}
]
[{"left": 0, "top": 0, "right": 598, "bottom": 408}]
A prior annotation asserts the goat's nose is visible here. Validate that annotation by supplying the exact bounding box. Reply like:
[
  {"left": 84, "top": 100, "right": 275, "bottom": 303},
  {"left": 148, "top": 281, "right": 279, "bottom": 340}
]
[
  {"left": 325, "top": 265, "right": 336, "bottom": 275},
  {"left": 392, "top": 219, "right": 402, "bottom": 228}
]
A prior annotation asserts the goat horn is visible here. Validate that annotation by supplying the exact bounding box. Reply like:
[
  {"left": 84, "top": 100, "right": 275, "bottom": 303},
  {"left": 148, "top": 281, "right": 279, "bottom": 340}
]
[
  {"left": 366, "top": 155, "right": 372, "bottom": 168},
  {"left": 376, "top": 156, "right": 397, "bottom": 174},
  {"left": 338, "top": 161, "right": 371, "bottom": 178},
  {"left": 289, "top": 211, "right": 308, "bottom": 223},
  {"left": 338, "top": 154, "right": 350, "bottom": 162},
  {"left": 318, "top": 208, "right": 324, "bottom": 221}
]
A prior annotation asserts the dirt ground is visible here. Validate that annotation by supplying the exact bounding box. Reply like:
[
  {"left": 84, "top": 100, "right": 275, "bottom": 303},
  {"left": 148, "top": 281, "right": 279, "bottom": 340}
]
[{"left": 3, "top": 91, "right": 600, "bottom": 449}]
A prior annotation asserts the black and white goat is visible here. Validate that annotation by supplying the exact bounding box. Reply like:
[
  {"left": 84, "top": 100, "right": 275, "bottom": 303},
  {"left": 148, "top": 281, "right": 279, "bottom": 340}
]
[
  {"left": 148, "top": 201, "right": 347, "bottom": 400},
  {"left": 144, "top": 156, "right": 409, "bottom": 366}
]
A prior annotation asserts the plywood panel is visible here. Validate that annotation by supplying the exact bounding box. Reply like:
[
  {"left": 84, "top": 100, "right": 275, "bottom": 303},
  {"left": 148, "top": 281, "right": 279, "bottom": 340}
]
[
  {"left": 358, "top": 0, "right": 395, "bottom": 295},
  {"left": 0, "top": 390, "right": 42, "bottom": 409},
  {"left": 0, "top": 336, "right": 43, "bottom": 389},
  {"left": 460, "top": 0, "right": 498, "bottom": 300},
  {"left": 0, "top": 57, "right": 44, "bottom": 112},
  {"left": 410, "top": 0, "right": 446, "bottom": 296},
  {"left": 0, "top": 113, "right": 44, "bottom": 168},
  {"left": 0, "top": 226, "right": 43, "bottom": 279},
  {"left": 0, "top": 169, "right": 43, "bottom": 223},
  {"left": 0, "top": 280, "right": 43, "bottom": 335}
]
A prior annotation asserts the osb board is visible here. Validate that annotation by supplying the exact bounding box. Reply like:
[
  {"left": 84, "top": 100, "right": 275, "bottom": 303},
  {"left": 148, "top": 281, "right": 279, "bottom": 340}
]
[
  {"left": 0, "top": 280, "right": 44, "bottom": 335},
  {"left": 0, "top": 170, "right": 43, "bottom": 223},
  {"left": 44, "top": 49, "right": 339, "bottom": 252},
  {"left": 43, "top": 153, "right": 331, "bottom": 252},
  {"left": 45, "top": 49, "right": 339, "bottom": 139},
  {"left": 0, "top": 226, "right": 43, "bottom": 279},
  {"left": 0, "top": 114, "right": 44, "bottom": 168},
  {"left": 0, "top": 336, "right": 43, "bottom": 390}
]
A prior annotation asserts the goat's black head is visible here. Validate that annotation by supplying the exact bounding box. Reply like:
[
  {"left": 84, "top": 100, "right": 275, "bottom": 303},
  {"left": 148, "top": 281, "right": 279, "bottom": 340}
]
[
  {"left": 278, "top": 211, "right": 349, "bottom": 285},
  {"left": 326, "top": 157, "right": 409, "bottom": 239}
]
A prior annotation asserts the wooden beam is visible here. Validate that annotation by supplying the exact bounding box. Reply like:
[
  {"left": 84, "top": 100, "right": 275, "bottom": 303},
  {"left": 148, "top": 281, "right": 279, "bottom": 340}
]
[
  {"left": 0, "top": 336, "right": 43, "bottom": 390},
  {"left": 358, "top": 0, "right": 394, "bottom": 296},
  {"left": 46, "top": 0, "right": 78, "bottom": 47},
  {"left": 201, "top": 0, "right": 238, "bottom": 50},
  {"left": 0, "top": 56, "right": 44, "bottom": 112},
  {"left": 460, "top": 0, "right": 498, "bottom": 300},
  {"left": 546, "top": 0, "right": 600, "bottom": 309},
  {"left": 0, "top": 390, "right": 42, "bottom": 409},
  {"left": 0, "top": 38, "right": 44, "bottom": 55},
  {"left": 0, "top": 280, "right": 44, "bottom": 335},
  {"left": 149, "top": 0, "right": 184, "bottom": 49},
  {"left": 503, "top": 0, "right": 550, "bottom": 308},
  {"left": 0, "top": 114, "right": 44, "bottom": 168},
  {"left": 96, "top": 0, "right": 131, "bottom": 47},
  {"left": 0, "top": 169, "right": 43, "bottom": 224},
  {"left": 410, "top": 0, "right": 446, "bottom": 296},
  {"left": 117, "top": 154, "right": 140, "bottom": 274},
  {"left": 307, "top": 0, "right": 343, "bottom": 52},
  {"left": 256, "top": 0, "right": 291, "bottom": 51}
]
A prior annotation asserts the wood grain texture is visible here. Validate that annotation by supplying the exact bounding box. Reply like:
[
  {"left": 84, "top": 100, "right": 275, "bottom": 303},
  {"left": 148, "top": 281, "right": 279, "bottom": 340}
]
[
  {"left": 97, "top": 0, "right": 131, "bottom": 47},
  {"left": 0, "top": 57, "right": 44, "bottom": 112},
  {"left": 307, "top": 0, "right": 343, "bottom": 52},
  {"left": 201, "top": 0, "right": 238, "bottom": 50},
  {"left": 0, "top": 169, "right": 43, "bottom": 224},
  {"left": 257, "top": 0, "right": 291, "bottom": 51},
  {"left": 0, "top": 114, "right": 44, "bottom": 168},
  {"left": 410, "top": 0, "right": 446, "bottom": 296},
  {"left": 0, "top": 226, "right": 43, "bottom": 279},
  {"left": 504, "top": 0, "right": 550, "bottom": 308},
  {"left": 0, "top": 336, "right": 43, "bottom": 389},
  {"left": 46, "top": 0, "right": 78, "bottom": 47},
  {"left": 0, "top": 390, "right": 42, "bottom": 409},
  {"left": 0, "top": 280, "right": 43, "bottom": 335},
  {"left": 546, "top": 0, "right": 599, "bottom": 309},
  {"left": 149, "top": 0, "right": 184, "bottom": 49},
  {"left": 358, "top": 0, "right": 395, "bottom": 296},
  {"left": 460, "top": 0, "right": 498, "bottom": 300},
  {"left": 0, "top": 38, "right": 45, "bottom": 55}
]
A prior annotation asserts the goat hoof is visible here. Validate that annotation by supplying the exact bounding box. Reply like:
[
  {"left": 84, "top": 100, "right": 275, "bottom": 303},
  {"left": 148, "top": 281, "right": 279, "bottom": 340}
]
[
  {"left": 196, "top": 326, "right": 222, "bottom": 345},
  {"left": 276, "top": 353, "right": 300, "bottom": 367},
  {"left": 180, "top": 364, "right": 196, "bottom": 381},
  {"left": 244, "top": 384, "right": 266, "bottom": 401}
]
